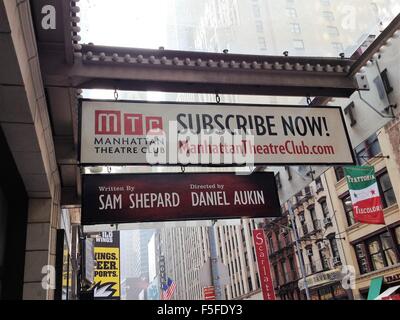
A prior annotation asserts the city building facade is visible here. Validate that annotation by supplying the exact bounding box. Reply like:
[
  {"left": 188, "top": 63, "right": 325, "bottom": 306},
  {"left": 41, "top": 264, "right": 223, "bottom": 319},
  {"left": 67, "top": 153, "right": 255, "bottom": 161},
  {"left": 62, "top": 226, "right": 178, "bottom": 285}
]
[
  {"left": 269, "top": 25, "right": 400, "bottom": 300},
  {"left": 262, "top": 213, "right": 303, "bottom": 300},
  {"left": 1, "top": 0, "right": 400, "bottom": 301}
]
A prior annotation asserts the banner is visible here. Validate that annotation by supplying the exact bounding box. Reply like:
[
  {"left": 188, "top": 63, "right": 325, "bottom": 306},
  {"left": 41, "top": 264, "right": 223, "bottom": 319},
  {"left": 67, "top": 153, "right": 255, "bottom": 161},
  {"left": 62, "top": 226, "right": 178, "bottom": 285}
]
[
  {"left": 93, "top": 231, "right": 121, "bottom": 299},
  {"left": 344, "top": 166, "right": 385, "bottom": 225},
  {"left": 81, "top": 172, "right": 281, "bottom": 225},
  {"left": 253, "top": 229, "right": 276, "bottom": 300},
  {"left": 203, "top": 286, "right": 216, "bottom": 300},
  {"left": 79, "top": 100, "right": 355, "bottom": 165}
]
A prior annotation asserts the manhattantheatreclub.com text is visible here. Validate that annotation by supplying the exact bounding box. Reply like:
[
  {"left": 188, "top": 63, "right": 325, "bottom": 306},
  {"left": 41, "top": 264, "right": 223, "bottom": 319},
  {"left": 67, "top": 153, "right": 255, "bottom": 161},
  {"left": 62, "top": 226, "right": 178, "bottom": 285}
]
[{"left": 92, "top": 130, "right": 336, "bottom": 164}]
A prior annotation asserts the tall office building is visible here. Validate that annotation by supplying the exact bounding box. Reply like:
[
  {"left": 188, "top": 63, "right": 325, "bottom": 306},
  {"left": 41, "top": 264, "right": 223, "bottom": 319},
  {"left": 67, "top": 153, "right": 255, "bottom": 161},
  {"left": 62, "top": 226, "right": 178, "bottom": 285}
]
[
  {"left": 132, "top": 229, "right": 155, "bottom": 282},
  {"left": 156, "top": 219, "right": 264, "bottom": 300},
  {"left": 158, "top": 226, "right": 209, "bottom": 300},
  {"left": 120, "top": 231, "right": 137, "bottom": 280}
]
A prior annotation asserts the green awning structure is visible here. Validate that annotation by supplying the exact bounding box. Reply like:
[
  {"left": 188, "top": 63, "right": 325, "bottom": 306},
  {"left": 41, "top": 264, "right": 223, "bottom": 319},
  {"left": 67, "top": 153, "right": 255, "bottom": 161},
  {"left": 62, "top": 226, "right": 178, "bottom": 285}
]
[{"left": 367, "top": 276, "right": 384, "bottom": 300}]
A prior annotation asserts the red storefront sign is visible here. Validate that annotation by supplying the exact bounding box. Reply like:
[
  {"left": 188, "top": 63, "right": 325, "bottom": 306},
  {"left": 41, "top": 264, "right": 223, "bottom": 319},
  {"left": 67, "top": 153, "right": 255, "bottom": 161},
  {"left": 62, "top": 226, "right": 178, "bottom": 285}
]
[
  {"left": 253, "top": 229, "right": 276, "bottom": 300},
  {"left": 203, "top": 286, "right": 216, "bottom": 300}
]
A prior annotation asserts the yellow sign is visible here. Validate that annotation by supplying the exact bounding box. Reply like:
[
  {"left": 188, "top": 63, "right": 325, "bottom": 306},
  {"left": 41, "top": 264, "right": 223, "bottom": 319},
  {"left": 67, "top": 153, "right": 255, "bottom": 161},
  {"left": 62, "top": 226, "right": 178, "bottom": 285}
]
[{"left": 94, "top": 243, "right": 120, "bottom": 299}]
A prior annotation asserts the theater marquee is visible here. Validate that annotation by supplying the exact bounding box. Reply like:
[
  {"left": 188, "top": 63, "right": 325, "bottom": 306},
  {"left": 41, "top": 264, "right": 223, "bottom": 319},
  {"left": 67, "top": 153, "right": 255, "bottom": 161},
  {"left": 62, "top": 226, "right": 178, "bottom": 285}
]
[
  {"left": 79, "top": 99, "right": 355, "bottom": 165},
  {"left": 81, "top": 172, "right": 281, "bottom": 225}
]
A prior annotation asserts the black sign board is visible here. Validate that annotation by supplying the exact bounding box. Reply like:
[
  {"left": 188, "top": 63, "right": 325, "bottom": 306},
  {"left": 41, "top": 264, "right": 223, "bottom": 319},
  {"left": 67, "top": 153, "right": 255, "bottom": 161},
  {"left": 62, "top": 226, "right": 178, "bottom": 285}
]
[{"left": 82, "top": 172, "right": 281, "bottom": 225}]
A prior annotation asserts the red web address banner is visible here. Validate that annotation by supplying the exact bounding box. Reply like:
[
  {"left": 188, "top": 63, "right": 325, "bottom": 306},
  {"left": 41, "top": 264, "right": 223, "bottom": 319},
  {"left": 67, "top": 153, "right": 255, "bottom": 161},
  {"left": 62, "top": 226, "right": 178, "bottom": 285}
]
[{"left": 178, "top": 140, "right": 335, "bottom": 156}]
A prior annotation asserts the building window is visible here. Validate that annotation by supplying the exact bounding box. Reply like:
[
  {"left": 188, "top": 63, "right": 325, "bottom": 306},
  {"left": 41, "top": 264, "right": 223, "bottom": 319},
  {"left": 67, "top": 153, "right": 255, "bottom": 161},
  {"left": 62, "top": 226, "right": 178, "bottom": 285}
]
[
  {"left": 368, "top": 232, "right": 397, "bottom": 269},
  {"left": 395, "top": 226, "right": 400, "bottom": 247},
  {"left": 255, "top": 20, "right": 264, "bottom": 33},
  {"left": 283, "top": 231, "right": 290, "bottom": 247},
  {"left": 258, "top": 36, "right": 267, "bottom": 50},
  {"left": 304, "top": 186, "right": 312, "bottom": 197},
  {"left": 310, "top": 207, "right": 319, "bottom": 230},
  {"left": 355, "top": 231, "right": 399, "bottom": 274},
  {"left": 332, "top": 42, "right": 344, "bottom": 53},
  {"left": 290, "top": 23, "right": 301, "bottom": 33},
  {"left": 268, "top": 235, "right": 274, "bottom": 253},
  {"left": 319, "top": 249, "right": 330, "bottom": 271},
  {"left": 354, "top": 133, "right": 381, "bottom": 165},
  {"left": 299, "top": 213, "right": 307, "bottom": 235},
  {"left": 281, "top": 260, "right": 288, "bottom": 283},
  {"left": 253, "top": 4, "right": 261, "bottom": 18},
  {"left": 354, "top": 243, "right": 370, "bottom": 274},
  {"left": 273, "top": 265, "right": 280, "bottom": 286},
  {"left": 322, "top": 11, "right": 334, "bottom": 21},
  {"left": 286, "top": 8, "right": 297, "bottom": 18},
  {"left": 293, "top": 39, "right": 304, "bottom": 50},
  {"left": 248, "top": 276, "right": 253, "bottom": 292},
  {"left": 327, "top": 26, "right": 339, "bottom": 36},
  {"left": 335, "top": 166, "right": 345, "bottom": 181},
  {"left": 328, "top": 235, "right": 341, "bottom": 264},
  {"left": 320, "top": 200, "right": 329, "bottom": 217},
  {"left": 288, "top": 256, "right": 296, "bottom": 280},
  {"left": 315, "top": 176, "right": 324, "bottom": 192},
  {"left": 377, "top": 171, "right": 397, "bottom": 208},
  {"left": 244, "top": 251, "right": 249, "bottom": 267},
  {"left": 295, "top": 191, "right": 303, "bottom": 203},
  {"left": 341, "top": 195, "right": 355, "bottom": 227},
  {"left": 275, "top": 231, "right": 281, "bottom": 250},
  {"left": 305, "top": 247, "right": 314, "bottom": 274}
]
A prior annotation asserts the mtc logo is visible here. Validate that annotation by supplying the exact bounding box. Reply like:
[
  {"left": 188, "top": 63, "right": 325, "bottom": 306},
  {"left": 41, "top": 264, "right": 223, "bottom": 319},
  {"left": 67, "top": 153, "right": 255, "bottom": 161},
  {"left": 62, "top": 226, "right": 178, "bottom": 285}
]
[{"left": 95, "top": 110, "right": 163, "bottom": 135}]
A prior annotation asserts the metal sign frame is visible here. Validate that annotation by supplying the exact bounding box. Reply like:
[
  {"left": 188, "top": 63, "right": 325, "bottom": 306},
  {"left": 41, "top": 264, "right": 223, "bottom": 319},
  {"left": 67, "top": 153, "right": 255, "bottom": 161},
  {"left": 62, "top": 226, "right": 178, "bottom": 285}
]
[{"left": 78, "top": 98, "right": 356, "bottom": 167}]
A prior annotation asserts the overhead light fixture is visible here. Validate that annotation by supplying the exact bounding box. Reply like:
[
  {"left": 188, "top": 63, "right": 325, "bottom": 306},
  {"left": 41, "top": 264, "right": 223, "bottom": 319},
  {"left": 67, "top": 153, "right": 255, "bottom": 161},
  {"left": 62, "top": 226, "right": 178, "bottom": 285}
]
[
  {"left": 379, "top": 45, "right": 388, "bottom": 53},
  {"left": 393, "top": 30, "right": 400, "bottom": 38},
  {"left": 385, "top": 38, "right": 393, "bottom": 46}
]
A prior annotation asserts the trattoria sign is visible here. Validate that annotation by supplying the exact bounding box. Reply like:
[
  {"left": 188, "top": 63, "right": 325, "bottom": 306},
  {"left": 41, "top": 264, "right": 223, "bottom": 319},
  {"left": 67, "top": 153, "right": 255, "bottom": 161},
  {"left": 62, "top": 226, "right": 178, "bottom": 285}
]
[
  {"left": 81, "top": 172, "right": 281, "bottom": 225},
  {"left": 79, "top": 99, "right": 355, "bottom": 165}
]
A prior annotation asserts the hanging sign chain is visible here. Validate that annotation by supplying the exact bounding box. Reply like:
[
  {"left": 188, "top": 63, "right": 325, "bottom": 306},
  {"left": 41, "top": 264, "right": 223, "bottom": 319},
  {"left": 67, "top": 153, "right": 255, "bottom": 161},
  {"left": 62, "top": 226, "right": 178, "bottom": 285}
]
[
  {"left": 114, "top": 89, "right": 119, "bottom": 101},
  {"left": 306, "top": 96, "right": 312, "bottom": 106}
]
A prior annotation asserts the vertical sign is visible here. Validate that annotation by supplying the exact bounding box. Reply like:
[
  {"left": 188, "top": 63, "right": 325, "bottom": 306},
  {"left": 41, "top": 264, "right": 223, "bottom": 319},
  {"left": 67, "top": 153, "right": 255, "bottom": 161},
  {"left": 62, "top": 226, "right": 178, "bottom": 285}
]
[
  {"left": 93, "top": 231, "right": 121, "bottom": 299},
  {"left": 253, "top": 229, "right": 276, "bottom": 300},
  {"left": 159, "top": 255, "right": 167, "bottom": 289}
]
